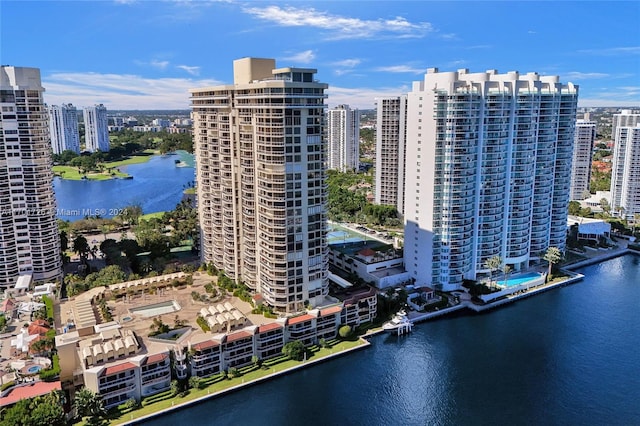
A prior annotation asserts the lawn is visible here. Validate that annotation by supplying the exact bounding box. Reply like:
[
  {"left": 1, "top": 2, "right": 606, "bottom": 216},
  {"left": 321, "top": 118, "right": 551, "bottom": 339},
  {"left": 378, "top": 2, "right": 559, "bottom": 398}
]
[
  {"left": 104, "top": 153, "right": 154, "bottom": 168},
  {"left": 139, "top": 211, "right": 166, "bottom": 221},
  {"left": 101, "top": 339, "right": 367, "bottom": 425},
  {"left": 53, "top": 165, "right": 128, "bottom": 181},
  {"left": 53, "top": 153, "right": 155, "bottom": 181}
]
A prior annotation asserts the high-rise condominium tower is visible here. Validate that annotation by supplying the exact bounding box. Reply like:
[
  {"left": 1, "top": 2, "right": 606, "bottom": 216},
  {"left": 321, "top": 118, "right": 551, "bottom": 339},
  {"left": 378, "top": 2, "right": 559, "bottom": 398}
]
[
  {"left": 374, "top": 96, "right": 407, "bottom": 214},
  {"left": 610, "top": 124, "right": 640, "bottom": 221},
  {"left": 404, "top": 68, "right": 578, "bottom": 291},
  {"left": 570, "top": 119, "right": 596, "bottom": 200},
  {"left": 191, "top": 58, "right": 329, "bottom": 313},
  {"left": 327, "top": 104, "right": 359, "bottom": 172},
  {"left": 48, "top": 103, "right": 80, "bottom": 154},
  {"left": 612, "top": 109, "right": 640, "bottom": 138},
  {"left": 84, "top": 104, "right": 110, "bottom": 152},
  {"left": 0, "top": 66, "right": 62, "bottom": 288}
]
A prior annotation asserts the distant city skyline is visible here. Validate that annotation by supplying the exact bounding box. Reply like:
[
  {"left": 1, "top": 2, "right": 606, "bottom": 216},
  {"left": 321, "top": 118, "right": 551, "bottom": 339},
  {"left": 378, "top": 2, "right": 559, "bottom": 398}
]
[{"left": 2, "top": 1, "right": 639, "bottom": 109}]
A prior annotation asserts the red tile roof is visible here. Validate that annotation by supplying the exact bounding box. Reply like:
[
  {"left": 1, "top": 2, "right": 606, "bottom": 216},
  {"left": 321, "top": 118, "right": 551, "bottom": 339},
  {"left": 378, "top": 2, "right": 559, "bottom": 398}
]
[
  {"left": 0, "top": 381, "right": 61, "bottom": 408},
  {"left": 320, "top": 306, "right": 342, "bottom": 316},
  {"left": 103, "top": 362, "right": 136, "bottom": 376},
  {"left": 193, "top": 340, "right": 220, "bottom": 351},
  {"left": 258, "top": 322, "right": 282, "bottom": 333},
  {"left": 225, "top": 330, "right": 253, "bottom": 343},
  {"left": 288, "top": 314, "right": 315, "bottom": 325},
  {"left": 144, "top": 353, "right": 168, "bottom": 365}
]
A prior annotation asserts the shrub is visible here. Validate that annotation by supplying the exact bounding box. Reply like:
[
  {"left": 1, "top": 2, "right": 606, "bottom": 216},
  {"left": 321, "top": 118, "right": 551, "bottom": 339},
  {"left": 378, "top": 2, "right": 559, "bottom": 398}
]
[
  {"left": 196, "top": 315, "right": 210, "bottom": 332},
  {"left": 42, "top": 295, "right": 55, "bottom": 320},
  {"left": 338, "top": 325, "right": 353, "bottom": 339},
  {"left": 0, "top": 381, "right": 15, "bottom": 392},
  {"left": 39, "top": 354, "right": 60, "bottom": 382}
]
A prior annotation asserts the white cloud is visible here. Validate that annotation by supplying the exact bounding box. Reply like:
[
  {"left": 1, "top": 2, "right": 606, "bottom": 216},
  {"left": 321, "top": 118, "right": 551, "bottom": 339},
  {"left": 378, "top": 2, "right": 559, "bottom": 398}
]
[
  {"left": 176, "top": 65, "right": 201, "bottom": 75},
  {"left": 42, "top": 72, "right": 220, "bottom": 110},
  {"left": 375, "top": 65, "right": 424, "bottom": 74},
  {"left": 564, "top": 72, "right": 609, "bottom": 80},
  {"left": 282, "top": 50, "right": 316, "bottom": 64},
  {"left": 150, "top": 60, "right": 170, "bottom": 70},
  {"left": 332, "top": 59, "right": 362, "bottom": 68},
  {"left": 326, "top": 85, "right": 410, "bottom": 110},
  {"left": 331, "top": 58, "right": 362, "bottom": 76},
  {"left": 243, "top": 6, "right": 433, "bottom": 40},
  {"left": 446, "top": 60, "right": 467, "bottom": 68},
  {"left": 577, "top": 46, "right": 640, "bottom": 56}
]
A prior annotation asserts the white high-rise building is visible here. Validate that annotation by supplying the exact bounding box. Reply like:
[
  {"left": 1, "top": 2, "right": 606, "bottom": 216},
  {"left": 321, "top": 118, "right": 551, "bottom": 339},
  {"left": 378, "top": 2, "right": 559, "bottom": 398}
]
[
  {"left": 570, "top": 119, "right": 596, "bottom": 200},
  {"left": 612, "top": 109, "right": 640, "bottom": 138},
  {"left": 327, "top": 105, "right": 359, "bottom": 172},
  {"left": 0, "top": 66, "right": 62, "bottom": 288},
  {"left": 610, "top": 124, "right": 640, "bottom": 221},
  {"left": 84, "top": 104, "right": 110, "bottom": 152},
  {"left": 375, "top": 96, "right": 407, "bottom": 214},
  {"left": 191, "top": 58, "right": 329, "bottom": 313},
  {"left": 48, "top": 103, "right": 80, "bottom": 154},
  {"left": 404, "top": 68, "right": 578, "bottom": 291}
]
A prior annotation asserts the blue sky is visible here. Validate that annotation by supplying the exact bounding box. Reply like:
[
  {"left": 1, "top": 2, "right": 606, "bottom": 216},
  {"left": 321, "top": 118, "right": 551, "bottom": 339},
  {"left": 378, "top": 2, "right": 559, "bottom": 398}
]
[{"left": 2, "top": 1, "right": 639, "bottom": 110}]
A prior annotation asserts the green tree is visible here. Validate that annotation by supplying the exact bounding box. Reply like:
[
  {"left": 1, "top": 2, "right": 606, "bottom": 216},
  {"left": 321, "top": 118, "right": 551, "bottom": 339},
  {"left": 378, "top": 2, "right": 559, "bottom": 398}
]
[
  {"left": 568, "top": 201, "right": 581, "bottom": 216},
  {"left": 0, "top": 391, "right": 65, "bottom": 426},
  {"left": 73, "top": 387, "right": 105, "bottom": 423},
  {"left": 282, "top": 340, "right": 306, "bottom": 361},
  {"left": 543, "top": 247, "right": 563, "bottom": 281}
]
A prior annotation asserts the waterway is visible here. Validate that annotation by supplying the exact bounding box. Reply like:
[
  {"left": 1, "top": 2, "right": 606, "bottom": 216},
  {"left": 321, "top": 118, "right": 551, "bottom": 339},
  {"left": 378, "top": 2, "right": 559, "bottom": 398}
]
[
  {"left": 53, "top": 152, "right": 195, "bottom": 221},
  {"left": 145, "top": 254, "right": 640, "bottom": 426}
]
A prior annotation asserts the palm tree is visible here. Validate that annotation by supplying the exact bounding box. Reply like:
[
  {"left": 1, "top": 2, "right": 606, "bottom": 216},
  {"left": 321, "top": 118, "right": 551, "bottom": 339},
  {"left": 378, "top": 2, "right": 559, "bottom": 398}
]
[
  {"left": 634, "top": 213, "right": 640, "bottom": 237},
  {"left": 72, "top": 234, "right": 90, "bottom": 263},
  {"left": 73, "top": 387, "right": 105, "bottom": 421},
  {"left": 502, "top": 264, "right": 512, "bottom": 287},
  {"left": 543, "top": 247, "right": 563, "bottom": 282},
  {"left": 483, "top": 255, "right": 502, "bottom": 287}
]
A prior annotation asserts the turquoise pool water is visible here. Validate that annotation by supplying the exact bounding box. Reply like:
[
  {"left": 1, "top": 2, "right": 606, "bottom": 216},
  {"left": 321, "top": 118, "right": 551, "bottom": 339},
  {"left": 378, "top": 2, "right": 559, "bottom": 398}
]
[
  {"left": 27, "top": 365, "right": 42, "bottom": 374},
  {"left": 497, "top": 272, "right": 543, "bottom": 287}
]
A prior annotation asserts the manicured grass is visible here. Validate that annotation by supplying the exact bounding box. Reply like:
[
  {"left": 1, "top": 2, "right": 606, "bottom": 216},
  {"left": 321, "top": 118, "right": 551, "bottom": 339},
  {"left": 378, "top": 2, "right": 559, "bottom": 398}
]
[
  {"left": 53, "top": 153, "right": 156, "bottom": 181},
  {"left": 140, "top": 211, "right": 166, "bottom": 221},
  {"left": 53, "top": 165, "right": 128, "bottom": 181},
  {"left": 105, "top": 339, "right": 366, "bottom": 425},
  {"left": 104, "top": 154, "right": 154, "bottom": 168},
  {"left": 183, "top": 187, "right": 196, "bottom": 194}
]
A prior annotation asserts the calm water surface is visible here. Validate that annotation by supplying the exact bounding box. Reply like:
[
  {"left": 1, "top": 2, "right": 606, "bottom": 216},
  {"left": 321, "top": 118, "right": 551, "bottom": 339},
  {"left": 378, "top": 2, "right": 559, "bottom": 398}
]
[
  {"left": 54, "top": 154, "right": 194, "bottom": 221},
  {"left": 144, "top": 255, "right": 640, "bottom": 426}
]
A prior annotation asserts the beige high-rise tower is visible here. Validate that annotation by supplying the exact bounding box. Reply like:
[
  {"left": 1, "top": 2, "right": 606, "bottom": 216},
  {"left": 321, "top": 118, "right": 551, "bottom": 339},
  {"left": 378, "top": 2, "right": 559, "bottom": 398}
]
[
  {"left": 0, "top": 66, "right": 62, "bottom": 289},
  {"left": 191, "top": 58, "right": 329, "bottom": 313}
]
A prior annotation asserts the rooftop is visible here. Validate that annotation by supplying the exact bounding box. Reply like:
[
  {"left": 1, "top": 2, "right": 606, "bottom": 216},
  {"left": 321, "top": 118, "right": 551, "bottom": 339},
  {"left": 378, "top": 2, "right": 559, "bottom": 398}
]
[{"left": 0, "top": 381, "right": 61, "bottom": 408}]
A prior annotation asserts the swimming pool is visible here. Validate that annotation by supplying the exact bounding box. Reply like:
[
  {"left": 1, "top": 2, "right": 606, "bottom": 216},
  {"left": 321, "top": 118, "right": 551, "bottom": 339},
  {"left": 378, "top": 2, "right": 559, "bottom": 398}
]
[
  {"left": 497, "top": 272, "right": 544, "bottom": 287},
  {"left": 129, "top": 300, "right": 181, "bottom": 318},
  {"left": 27, "top": 365, "right": 42, "bottom": 374}
]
